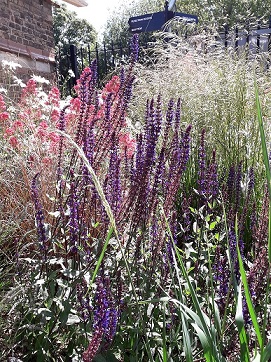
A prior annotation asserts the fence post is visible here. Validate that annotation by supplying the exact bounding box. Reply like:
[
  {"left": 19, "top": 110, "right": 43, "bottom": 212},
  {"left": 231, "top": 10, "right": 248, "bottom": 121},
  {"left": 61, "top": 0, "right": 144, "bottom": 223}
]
[
  {"left": 224, "top": 24, "right": 229, "bottom": 48},
  {"left": 103, "top": 43, "right": 108, "bottom": 74},
  {"left": 257, "top": 21, "right": 260, "bottom": 52},
  {"left": 80, "top": 47, "right": 84, "bottom": 70},
  {"left": 111, "top": 42, "right": 115, "bottom": 68},
  {"left": 95, "top": 43, "right": 101, "bottom": 83},
  {"left": 269, "top": 15, "right": 271, "bottom": 52},
  {"left": 235, "top": 27, "right": 238, "bottom": 52},
  {"left": 69, "top": 44, "right": 79, "bottom": 85}
]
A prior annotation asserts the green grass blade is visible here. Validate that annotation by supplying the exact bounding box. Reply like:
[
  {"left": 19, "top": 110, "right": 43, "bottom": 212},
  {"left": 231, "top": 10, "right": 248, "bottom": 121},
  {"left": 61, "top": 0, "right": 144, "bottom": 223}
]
[
  {"left": 90, "top": 226, "right": 114, "bottom": 284},
  {"left": 255, "top": 85, "right": 271, "bottom": 263},
  {"left": 235, "top": 224, "right": 263, "bottom": 350},
  {"left": 235, "top": 283, "right": 250, "bottom": 362},
  {"left": 162, "top": 305, "right": 168, "bottom": 362},
  {"left": 261, "top": 341, "right": 271, "bottom": 362},
  {"left": 174, "top": 246, "right": 224, "bottom": 361}
]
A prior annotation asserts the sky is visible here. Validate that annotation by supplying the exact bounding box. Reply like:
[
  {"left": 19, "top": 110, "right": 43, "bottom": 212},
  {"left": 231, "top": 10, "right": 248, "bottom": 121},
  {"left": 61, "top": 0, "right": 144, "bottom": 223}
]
[{"left": 58, "top": 0, "right": 123, "bottom": 35}]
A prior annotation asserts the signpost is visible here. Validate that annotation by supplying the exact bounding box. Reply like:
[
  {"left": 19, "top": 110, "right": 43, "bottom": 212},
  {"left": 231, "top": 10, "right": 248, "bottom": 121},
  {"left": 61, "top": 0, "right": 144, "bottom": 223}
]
[
  {"left": 128, "top": 11, "right": 174, "bottom": 33},
  {"left": 128, "top": 1, "right": 198, "bottom": 33}
]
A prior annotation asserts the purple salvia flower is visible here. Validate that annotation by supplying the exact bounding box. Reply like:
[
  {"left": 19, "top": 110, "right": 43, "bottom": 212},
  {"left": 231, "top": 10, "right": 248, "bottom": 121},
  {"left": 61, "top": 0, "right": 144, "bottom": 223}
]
[
  {"left": 150, "top": 216, "right": 159, "bottom": 254},
  {"left": 174, "top": 98, "right": 181, "bottom": 132},
  {"left": 93, "top": 276, "right": 109, "bottom": 331},
  {"left": 227, "top": 165, "right": 236, "bottom": 202},
  {"left": 56, "top": 106, "right": 68, "bottom": 184},
  {"left": 103, "top": 276, "right": 118, "bottom": 348},
  {"left": 228, "top": 224, "right": 244, "bottom": 282},
  {"left": 143, "top": 99, "right": 158, "bottom": 168},
  {"left": 121, "top": 75, "right": 135, "bottom": 112},
  {"left": 90, "top": 59, "right": 98, "bottom": 87},
  {"left": 134, "top": 133, "right": 144, "bottom": 182},
  {"left": 164, "top": 124, "right": 192, "bottom": 216},
  {"left": 206, "top": 149, "right": 219, "bottom": 200},
  {"left": 149, "top": 147, "right": 165, "bottom": 215},
  {"left": 31, "top": 173, "right": 47, "bottom": 253},
  {"left": 90, "top": 275, "right": 119, "bottom": 353},
  {"left": 180, "top": 196, "right": 192, "bottom": 243},
  {"left": 83, "top": 326, "right": 103, "bottom": 362},
  {"left": 156, "top": 94, "right": 163, "bottom": 130},
  {"left": 119, "top": 67, "right": 125, "bottom": 89},
  {"left": 130, "top": 34, "right": 139, "bottom": 64},
  {"left": 198, "top": 129, "right": 206, "bottom": 197},
  {"left": 213, "top": 245, "right": 230, "bottom": 315}
]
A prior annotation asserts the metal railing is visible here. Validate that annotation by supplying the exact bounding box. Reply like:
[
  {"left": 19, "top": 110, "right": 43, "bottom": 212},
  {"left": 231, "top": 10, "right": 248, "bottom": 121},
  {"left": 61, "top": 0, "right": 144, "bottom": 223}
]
[{"left": 56, "top": 20, "right": 271, "bottom": 97}]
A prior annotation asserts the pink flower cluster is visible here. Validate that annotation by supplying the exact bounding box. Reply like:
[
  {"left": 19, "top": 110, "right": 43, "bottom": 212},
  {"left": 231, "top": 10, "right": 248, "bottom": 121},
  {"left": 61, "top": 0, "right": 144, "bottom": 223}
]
[
  {"left": 0, "top": 79, "right": 61, "bottom": 165},
  {"left": 0, "top": 94, "right": 9, "bottom": 121},
  {"left": 0, "top": 69, "right": 136, "bottom": 166},
  {"left": 65, "top": 70, "right": 136, "bottom": 159}
]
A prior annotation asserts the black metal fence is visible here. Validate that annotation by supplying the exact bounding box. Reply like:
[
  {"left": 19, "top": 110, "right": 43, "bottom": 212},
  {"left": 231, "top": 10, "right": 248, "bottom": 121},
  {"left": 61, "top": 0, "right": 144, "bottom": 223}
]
[
  {"left": 216, "top": 21, "right": 271, "bottom": 53},
  {"left": 56, "top": 41, "right": 132, "bottom": 96},
  {"left": 56, "top": 20, "right": 271, "bottom": 97}
]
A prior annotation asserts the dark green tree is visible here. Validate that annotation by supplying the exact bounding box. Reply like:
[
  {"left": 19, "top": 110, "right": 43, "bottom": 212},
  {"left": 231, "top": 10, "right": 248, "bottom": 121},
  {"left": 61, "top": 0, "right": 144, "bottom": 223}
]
[
  {"left": 53, "top": 3, "right": 97, "bottom": 48},
  {"left": 53, "top": 3, "right": 97, "bottom": 95}
]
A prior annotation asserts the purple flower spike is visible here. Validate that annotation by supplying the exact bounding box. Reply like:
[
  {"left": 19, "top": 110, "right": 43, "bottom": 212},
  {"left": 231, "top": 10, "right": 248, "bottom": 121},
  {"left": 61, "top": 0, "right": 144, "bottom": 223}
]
[
  {"left": 198, "top": 129, "right": 206, "bottom": 197},
  {"left": 130, "top": 34, "right": 139, "bottom": 64},
  {"left": 213, "top": 245, "right": 230, "bottom": 315},
  {"left": 83, "top": 326, "right": 104, "bottom": 362},
  {"left": 83, "top": 274, "right": 119, "bottom": 360}
]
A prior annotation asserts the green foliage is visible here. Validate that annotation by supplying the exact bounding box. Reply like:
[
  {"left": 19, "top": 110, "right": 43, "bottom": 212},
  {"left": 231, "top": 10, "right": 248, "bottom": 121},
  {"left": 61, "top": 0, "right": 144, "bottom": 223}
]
[
  {"left": 11, "top": 256, "right": 90, "bottom": 360},
  {"left": 2, "top": 30, "right": 271, "bottom": 362},
  {"left": 53, "top": 3, "right": 97, "bottom": 96},
  {"left": 53, "top": 3, "right": 97, "bottom": 48}
]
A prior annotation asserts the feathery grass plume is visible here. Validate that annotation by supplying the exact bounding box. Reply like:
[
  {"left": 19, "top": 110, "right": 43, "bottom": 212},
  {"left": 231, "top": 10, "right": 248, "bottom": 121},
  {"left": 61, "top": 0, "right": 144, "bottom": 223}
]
[
  {"left": 31, "top": 173, "right": 47, "bottom": 255},
  {"left": 131, "top": 31, "right": 271, "bottom": 175}
]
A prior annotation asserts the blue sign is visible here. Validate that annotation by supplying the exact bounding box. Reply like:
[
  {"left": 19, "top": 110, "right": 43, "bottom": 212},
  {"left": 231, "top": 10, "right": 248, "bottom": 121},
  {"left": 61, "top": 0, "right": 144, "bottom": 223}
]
[
  {"left": 128, "top": 10, "right": 198, "bottom": 33},
  {"left": 129, "top": 11, "right": 173, "bottom": 33},
  {"left": 174, "top": 12, "right": 198, "bottom": 24}
]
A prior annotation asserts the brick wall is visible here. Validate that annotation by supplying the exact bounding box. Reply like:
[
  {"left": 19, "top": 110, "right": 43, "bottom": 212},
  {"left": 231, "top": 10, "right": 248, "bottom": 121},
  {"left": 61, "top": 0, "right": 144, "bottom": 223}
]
[{"left": 0, "top": 0, "right": 56, "bottom": 96}]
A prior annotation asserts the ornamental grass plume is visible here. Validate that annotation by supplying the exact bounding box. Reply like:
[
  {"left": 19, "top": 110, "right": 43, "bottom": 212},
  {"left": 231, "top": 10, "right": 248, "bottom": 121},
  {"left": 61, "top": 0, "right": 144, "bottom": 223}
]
[{"left": 130, "top": 30, "right": 271, "bottom": 174}]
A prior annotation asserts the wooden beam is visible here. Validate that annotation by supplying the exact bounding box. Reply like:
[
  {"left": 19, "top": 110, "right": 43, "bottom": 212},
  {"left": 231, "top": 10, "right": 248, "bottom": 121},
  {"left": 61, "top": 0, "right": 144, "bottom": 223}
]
[{"left": 62, "top": 0, "right": 88, "bottom": 7}]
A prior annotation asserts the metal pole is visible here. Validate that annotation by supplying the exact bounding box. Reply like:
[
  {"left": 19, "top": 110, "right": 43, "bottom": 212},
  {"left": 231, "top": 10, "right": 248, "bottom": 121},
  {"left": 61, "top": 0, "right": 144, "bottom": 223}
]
[
  {"left": 69, "top": 44, "right": 79, "bottom": 84},
  {"left": 235, "top": 27, "right": 238, "bottom": 52},
  {"left": 224, "top": 24, "right": 229, "bottom": 48},
  {"left": 256, "top": 21, "right": 260, "bottom": 52},
  {"left": 164, "top": 1, "right": 169, "bottom": 23}
]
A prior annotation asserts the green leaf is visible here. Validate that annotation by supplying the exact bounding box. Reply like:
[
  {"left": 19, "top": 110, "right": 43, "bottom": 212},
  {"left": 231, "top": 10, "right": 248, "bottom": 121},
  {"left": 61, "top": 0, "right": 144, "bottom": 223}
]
[
  {"left": 236, "top": 220, "right": 263, "bottom": 351},
  {"left": 209, "top": 221, "right": 216, "bottom": 230},
  {"left": 261, "top": 341, "right": 271, "bottom": 362},
  {"left": 256, "top": 85, "right": 271, "bottom": 263},
  {"left": 235, "top": 283, "right": 250, "bottom": 362}
]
